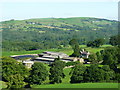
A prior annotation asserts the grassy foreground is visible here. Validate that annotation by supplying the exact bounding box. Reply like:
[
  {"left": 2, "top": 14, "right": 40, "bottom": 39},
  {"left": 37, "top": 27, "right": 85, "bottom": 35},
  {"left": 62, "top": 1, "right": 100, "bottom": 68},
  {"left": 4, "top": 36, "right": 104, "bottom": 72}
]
[{"left": 32, "top": 83, "right": 118, "bottom": 88}]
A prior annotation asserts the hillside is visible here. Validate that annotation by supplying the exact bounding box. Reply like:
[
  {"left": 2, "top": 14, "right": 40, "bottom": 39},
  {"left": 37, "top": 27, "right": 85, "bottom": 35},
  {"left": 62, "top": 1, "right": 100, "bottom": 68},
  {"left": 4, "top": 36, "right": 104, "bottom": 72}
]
[{"left": 1, "top": 17, "right": 118, "bottom": 51}]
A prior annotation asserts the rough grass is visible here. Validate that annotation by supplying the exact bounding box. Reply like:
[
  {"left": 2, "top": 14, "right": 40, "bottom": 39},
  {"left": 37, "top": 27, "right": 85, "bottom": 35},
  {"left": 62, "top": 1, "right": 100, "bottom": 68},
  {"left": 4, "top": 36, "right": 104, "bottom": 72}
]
[
  {"left": 0, "top": 81, "right": 7, "bottom": 89},
  {"left": 62, "top": 68, "right": 71, "bottom": 84},
  {"left": 32, "top": 83, "right": 118, "bottom": 88}
]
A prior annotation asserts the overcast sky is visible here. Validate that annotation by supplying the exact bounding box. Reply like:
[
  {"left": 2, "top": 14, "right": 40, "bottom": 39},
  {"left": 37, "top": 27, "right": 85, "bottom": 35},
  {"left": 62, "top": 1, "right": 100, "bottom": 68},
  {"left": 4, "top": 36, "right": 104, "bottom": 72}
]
[{"left": 0, "top": 0, "right": 119, "bottom": 21}]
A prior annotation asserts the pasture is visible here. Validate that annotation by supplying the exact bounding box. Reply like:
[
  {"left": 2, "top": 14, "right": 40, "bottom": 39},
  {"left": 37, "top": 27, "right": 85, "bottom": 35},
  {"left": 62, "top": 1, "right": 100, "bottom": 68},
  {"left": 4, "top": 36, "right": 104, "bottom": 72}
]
[{"left": 2, "top": 45, "right": 112, "bottom": 56}]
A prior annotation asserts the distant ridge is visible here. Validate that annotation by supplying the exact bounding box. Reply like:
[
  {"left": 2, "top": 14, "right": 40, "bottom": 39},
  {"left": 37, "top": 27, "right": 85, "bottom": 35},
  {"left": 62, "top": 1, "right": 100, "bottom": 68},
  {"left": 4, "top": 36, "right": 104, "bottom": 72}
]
[{"left": 1, "top": 17, "right": 118, "bottom": 51}]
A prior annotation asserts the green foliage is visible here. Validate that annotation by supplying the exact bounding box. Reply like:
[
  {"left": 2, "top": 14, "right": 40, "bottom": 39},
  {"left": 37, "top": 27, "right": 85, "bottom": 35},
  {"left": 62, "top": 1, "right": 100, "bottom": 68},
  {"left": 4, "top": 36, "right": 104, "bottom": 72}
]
[
  {"left": 7, "top": 74, "right": 25, "bottom": 88},
  {"left": 87, "top": 38, "right": 105, "bottom": 48},
  {"left": 29, "top": 62, "right": 48, "bottom": 85},
  {"left": 102, "top": 65, "right": 115, "bottom": 81},
  {"left": 84, "top": 64, "right": 115, "bottom": 83},
  {"left": 2, "top": 17, "right": 117, "bottom": 51},
  {"left": 96, "top": 52, "right": 103, "bottom": 62},
  {"left": 70, "top": 64, "right": 86, "bottom": 83},
  {"left": 84, "top": 64, "right": 105, "bottom": 82},
  {"left": 71, "top": 44, "right": 80, "bottom": 57},
  {"left": 49, "top": 60, "right": 65, "bottom": 84},
  {"left": 109, "top": 35, "right": 120, "bottom": 46},
  {"left": 2, "top": 57, "right": 29, "bottom": 88},
  {"left": 65, "top": 61, "right": 80, "bottom": 67},
  {"left": 115, "top": 73, "right": 120, "bottom": 82},
  {"left": 88, "top": 54, "right": 98, "bottom": 64},
  {"left": 69, "top": 39, "right": 79, "bottom": 49},
  {"left": 69, "top": 39, "right": 80, "bottom": 57},
  {"left": 101, "top": 46, "right": 119, "bottom": 69}
]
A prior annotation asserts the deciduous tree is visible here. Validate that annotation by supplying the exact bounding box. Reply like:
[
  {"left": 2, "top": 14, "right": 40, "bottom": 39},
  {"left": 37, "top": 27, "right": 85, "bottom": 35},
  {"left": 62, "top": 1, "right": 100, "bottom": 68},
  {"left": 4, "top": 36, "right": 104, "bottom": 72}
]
[
  {"left": 29, "top": 62, "right": 48, "bottom": 85},
  {"left": 2, "top": 57, "right": 29, "bottom": 88},
  {"left": 70, "top": 64, "right": 86, "bottom": 83},
  {"left": 49, "top": 60, "right": 65, "bottom": 84}
]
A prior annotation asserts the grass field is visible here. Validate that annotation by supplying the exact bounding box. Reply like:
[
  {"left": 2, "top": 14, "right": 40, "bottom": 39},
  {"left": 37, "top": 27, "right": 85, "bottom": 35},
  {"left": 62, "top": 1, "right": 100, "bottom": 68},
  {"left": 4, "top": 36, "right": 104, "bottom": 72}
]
[
  {"left": 0, "top": 81, "right": 7, "bottom": 89},
  {"left": 2, "top": 45, "right": 112, "bottom": 56},
  {"left": 32, "top": 83, "right": 118, "bottom": 88},
  {"left": 62, "top": 68, "right": 72, "bottom": 84},
  {"left": 2, "top": 47, "right": 73, "bottom": 56}
]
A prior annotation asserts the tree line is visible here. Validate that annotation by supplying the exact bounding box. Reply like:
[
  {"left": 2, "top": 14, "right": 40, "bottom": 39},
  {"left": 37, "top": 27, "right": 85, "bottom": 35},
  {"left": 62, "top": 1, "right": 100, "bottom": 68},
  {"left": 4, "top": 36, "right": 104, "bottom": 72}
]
[{"left": 2, "top": 34, "right": 118, "bottom": 51}]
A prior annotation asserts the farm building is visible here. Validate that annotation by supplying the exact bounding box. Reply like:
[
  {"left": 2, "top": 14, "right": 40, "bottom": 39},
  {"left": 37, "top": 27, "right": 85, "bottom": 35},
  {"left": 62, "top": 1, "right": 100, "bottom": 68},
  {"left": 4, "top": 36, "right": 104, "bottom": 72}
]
[
  {"left": 23, "top": 60, "right": 34, "bottom": 68},
  {"left": 10, "top": 51, "right": 87, "bottom": 68},
  {"left": 80, "top": 49, "right": 90, "bottom": 58},
  {"left": 33, "top": 57, "right": 54, "bottom": 64},
  {"left": 38, "top": 51, "right": 69, "bottom": 58},
  {"left": 35, "top": 51, "right": 85, "bottom": 64}
]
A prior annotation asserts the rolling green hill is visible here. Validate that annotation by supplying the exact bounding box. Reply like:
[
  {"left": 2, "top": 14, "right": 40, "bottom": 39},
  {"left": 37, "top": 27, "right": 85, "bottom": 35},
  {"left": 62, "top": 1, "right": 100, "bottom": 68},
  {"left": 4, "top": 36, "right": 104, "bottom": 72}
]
[{"left": 1, "top": 17, "right": 118, "bottom": 51}]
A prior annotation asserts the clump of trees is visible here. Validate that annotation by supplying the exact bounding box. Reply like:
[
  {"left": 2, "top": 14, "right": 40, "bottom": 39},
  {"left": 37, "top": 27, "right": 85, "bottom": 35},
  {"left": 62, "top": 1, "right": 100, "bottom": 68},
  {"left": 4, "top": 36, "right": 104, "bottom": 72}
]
[
  {"left": 88, "top": 52, "right": 102, "bottom": 64},
  {"left": 87, "top": 38, "right": 105, "bottom": 48},
  {"left": 88, "top": 46, "right": 120, "bottom": 69},
  {"left": 2, "top": 57, "right": 29, "bottom": 88},
  {"left": 69, "top": 39, "right": 80, "bottom": 57},
  {"left": 100, "top": 46, "right": 120, "bottom": 70},
  {"left": 109, "top": 35, "right": 120, "bottom": 46},
  {"left": 49, "top": 59, "right": 65, "bottom": 84},
  {"left": 70, "top": 64, "right": 115, "bottom": 83},
  {"left": 84, "top": 64, "right": 115, "bottom": 82},
  {"left": 28, "top": 62, "right": 49, "bottom": 85},
  {"left": 70, "top": 64, "right": 86, "bottom": 83},
  {"left": 2, "top": 56, "right": 66, "bottom": 88}
]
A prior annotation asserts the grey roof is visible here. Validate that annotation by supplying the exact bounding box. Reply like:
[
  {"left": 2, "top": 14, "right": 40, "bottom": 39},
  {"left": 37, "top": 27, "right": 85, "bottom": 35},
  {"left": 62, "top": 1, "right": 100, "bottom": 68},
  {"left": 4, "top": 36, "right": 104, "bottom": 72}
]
[
  {"left": 39, "top": 51, "right": 69, "bottom": 58},
  {"left": 43, "top": 51, "right": 69, "bottom": 56},
  {"left": 35, "top": 57, "right": 54, "bottom": 61},
  {"left": 23, "top": 61, "right": 34, "bottom": 64}
]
